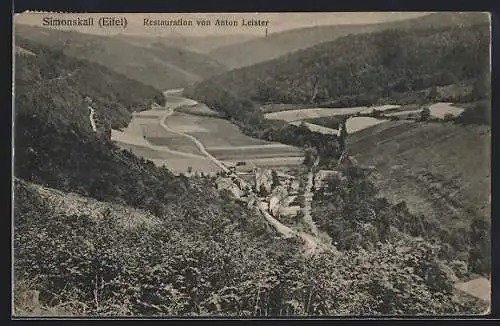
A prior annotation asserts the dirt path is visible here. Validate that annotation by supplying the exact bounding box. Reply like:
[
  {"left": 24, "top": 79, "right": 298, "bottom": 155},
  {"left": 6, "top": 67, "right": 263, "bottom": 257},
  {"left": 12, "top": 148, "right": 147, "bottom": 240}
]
[
  {"left": 303, "top": 170, "right": 319, "bottom": 236},
  {"left": 88, "top": 107, "right": 97, "bottom": 132},
  {"left": 162, "top": 94, "right": 333, "bottom": 256}
]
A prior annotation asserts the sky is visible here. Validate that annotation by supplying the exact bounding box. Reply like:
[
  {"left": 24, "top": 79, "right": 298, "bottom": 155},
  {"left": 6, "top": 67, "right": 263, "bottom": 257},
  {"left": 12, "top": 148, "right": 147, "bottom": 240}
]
[{"left": 14, "top": 12, "right": 432, "bottom": 37}]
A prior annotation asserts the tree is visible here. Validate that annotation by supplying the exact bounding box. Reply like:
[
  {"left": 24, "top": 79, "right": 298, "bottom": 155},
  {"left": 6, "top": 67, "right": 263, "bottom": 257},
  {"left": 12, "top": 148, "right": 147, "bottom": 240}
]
[
  {"left": 271, "top": 170, "right": 281, "bottom": 189},
  {"left": 468, "top": 217, "right": 491, "bottom": 275},
  {"left": 420, "top": 107, "right": 431, "bottom": 121}
]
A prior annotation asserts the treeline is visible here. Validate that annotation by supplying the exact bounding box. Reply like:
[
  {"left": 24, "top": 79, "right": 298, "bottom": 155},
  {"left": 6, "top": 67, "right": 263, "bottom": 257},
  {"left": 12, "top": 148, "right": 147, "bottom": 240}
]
[
  {"left": 15, "top": 38, "right": 165, "bottom": 131},
  {"left": 185, "top": 23, "right": 489, "bottom": 112}
]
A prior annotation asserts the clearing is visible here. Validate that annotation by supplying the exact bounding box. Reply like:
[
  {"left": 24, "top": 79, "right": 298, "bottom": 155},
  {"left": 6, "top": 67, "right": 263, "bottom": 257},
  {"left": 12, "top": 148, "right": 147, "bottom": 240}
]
[
  {"left": 429, "top": 102, "right": 465, "bottom": 119},
  {"left": 141, "top": 123, "right": 204, "bottom": 156},
  {"left": 264, "top": 105, "right": 400, "bottom": 122},
  {"left": 164, "top": 112, "right": 304, "bottom": 167},
  {"left": 207, "top": 144, "right": 303, "bottom": 160},
  {"left": 165, "top": 113, "right": 271, "bottom": 147},
  {"left": 176, "top": 103, "right": 224, "bottom": 117},
  {"left": 290, "top": 117, "right": 389, "bottom": 135}
]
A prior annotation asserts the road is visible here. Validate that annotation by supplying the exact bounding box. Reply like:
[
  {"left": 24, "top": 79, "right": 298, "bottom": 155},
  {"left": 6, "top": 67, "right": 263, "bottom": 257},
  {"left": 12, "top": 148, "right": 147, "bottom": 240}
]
[
  {"left": 88, "top": 107, "right": 97, "bottom": 132},
  {"left": 160, "top": 94, "right": 331, "bottom": 255},
  {"left": 303, "top": 169, "right": 319, "bottom": 236}
]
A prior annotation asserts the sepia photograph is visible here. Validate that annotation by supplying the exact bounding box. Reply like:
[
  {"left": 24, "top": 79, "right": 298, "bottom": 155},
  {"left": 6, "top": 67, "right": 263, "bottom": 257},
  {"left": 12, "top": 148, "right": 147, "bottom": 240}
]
[{"left": 12, "top": 11, "right": 491, "bottom": 317}]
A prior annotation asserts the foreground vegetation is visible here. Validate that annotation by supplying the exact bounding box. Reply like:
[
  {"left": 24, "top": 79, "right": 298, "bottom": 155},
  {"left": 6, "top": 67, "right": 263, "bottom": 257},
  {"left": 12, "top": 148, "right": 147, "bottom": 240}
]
[{"left": 15, "top": 178, "right": 487, "bottom": 316}]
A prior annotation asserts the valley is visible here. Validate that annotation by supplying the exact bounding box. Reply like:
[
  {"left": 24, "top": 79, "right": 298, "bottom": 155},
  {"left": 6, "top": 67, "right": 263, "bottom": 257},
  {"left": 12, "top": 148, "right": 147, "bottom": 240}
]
[{"left": 13, "top": 12, "right": 491, "bottom": 317}]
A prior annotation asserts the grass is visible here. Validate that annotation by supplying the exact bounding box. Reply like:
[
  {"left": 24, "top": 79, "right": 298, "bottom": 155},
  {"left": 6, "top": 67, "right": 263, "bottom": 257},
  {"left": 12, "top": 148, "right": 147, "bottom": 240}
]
[
  {"left": 114, "top": 142, "right": 191, "bottom": 160},
  {"left": 347, "top": 121, "right": 491, "bottom": 225},
  {"left": 345, "top": 117, "right": 388, "bottom": 133},
  {"left": 142, "top": 123, "right": 204, "bottom": 155},
  {"left": 176, "top": 104, "right": 225, "bottom": 117},
  {"left": 290, "top": 121, "right": 340, "bottom": 135},
  {"left": 165, "top": 113, "right": 271, "bottom": 147},
  {"left": 223, "top": 157, "right": 305, "bottom": 168},
  {"left": 263, "top": 105, "right": 402, "bottom": 122},
  {"left": 264, "top": 107, "right": 368, "bottom": 122},
  {"left": 149, "top": 157, "right": 222, "bottom": 174},
  {"left": 208, "top": 146, "right": 303, "bottom": 161}
]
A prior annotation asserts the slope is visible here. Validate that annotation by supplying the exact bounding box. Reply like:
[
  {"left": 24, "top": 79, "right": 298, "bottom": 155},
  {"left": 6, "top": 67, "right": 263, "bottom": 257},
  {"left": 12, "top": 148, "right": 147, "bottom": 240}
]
[
  {"left": 15, "top": 38, "right": 164, "bottom": 131},
  {"left": 116, "top": 33, "right": 258, "bottom": 54},
  {"left": 347, "top": 121, "right": 491, "bottom": 224},
  {"left": 186, "top": 23, "right": 490, "bottom": 112},
  {"left": 209, "top": 12, "right": 489, "bottom": 69},
  {"left": 14, "top": 24, "right": 228, "bottom": 89}
]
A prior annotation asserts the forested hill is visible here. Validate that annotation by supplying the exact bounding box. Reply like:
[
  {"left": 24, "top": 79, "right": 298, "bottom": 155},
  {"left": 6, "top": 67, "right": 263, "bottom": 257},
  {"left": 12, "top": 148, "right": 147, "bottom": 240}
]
[
  {"left": 208, "top": 12, "right": 489, "bottom": 69},
  {"left": 15, "top": 24, "right": 229, "bottom": 89},
  {"left": 15, "top": 38, "right": 164, "bottom": 131},
  {"left": 186, "top": 24, "right": 490, "bottom": 112}
]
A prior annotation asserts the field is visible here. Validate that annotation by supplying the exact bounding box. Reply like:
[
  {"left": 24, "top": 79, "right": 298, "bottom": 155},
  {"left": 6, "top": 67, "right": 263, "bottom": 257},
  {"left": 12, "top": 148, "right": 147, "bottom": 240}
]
[
  {"left": 148, "top": 157, "right": 222, "bottom": 174},
  {"left": 384, "top": 109, "right": 423, "bottom": 117},
  {"left": 303, "top": 116, "right": 348, "bottom": 129},
  {"left": 222, "top": 157, "right": 305, "bottom": 168},
  {"left": 264, "top": 105, "right": 400, "bottom": 122},
  {"left": 113, "top": 135, "right": 220, "bottom": 175},
  {"left": 260, "top": 103, "right": 317, "bottom": 113},
  {"left": 141, "top": 123, "right": 204, "bottom": 155},
  {"left": 164, "top": 112, "right": 305, "bottom": 166},
  {"left": 112, "top": 110, "right": 221, "bottom": 174},
  {"left": 166, "top": 113, "right": 272, "bottom": 147},
  {"left": 290, "top": 117, "right": 389, "bottom": 135},
  {"left": 345, "top": 117, "right": 389, "bottom": 133},
  {"left": 114, "top": 142, "right": 188, "bottom": 160},
  {"left": 207, "top": 144, "right": 304, "bottom": 160},
  {"left": 429, "top": 102, "right": 465, "bottom": 119},
  {"left": 348, "top": 121, "right": 491, "bottom": 225},
  {"left": 176, "top": 104, "right": 225, "bottom": 117},
  {"left": 264, "top": 107, "right": 368, "bottom": 122},
  {"left": 290, "top": 121, "right": 340, "bottom": 136}
]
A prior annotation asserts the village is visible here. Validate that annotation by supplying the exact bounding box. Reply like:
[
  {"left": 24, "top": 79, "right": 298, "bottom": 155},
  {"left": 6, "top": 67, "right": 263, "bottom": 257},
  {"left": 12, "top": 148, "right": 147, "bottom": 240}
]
[{"left": 213, "top": 159, "right": 344, "bottom": 222}]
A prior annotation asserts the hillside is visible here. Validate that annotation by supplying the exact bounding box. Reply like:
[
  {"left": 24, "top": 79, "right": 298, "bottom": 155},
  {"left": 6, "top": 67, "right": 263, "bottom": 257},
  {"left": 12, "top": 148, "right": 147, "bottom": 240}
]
[
  {"left": 347, "top": 121, "right": 491, "bottom": 224},
  {"left": 208, "top": 12, "right": 489, "bottom": 69},
  {"left": 117, "top": 33, "right": 258, "bottom": 54},
  {"left": 15, "top": 38, "right": 164, "bottom": 131},
  {"left": 187, "top": 23, "right": 490, "bottom": 110},
  {"left": 184, "top": 23, "right": 490, "bottom": 165},
  {"left": 14, "top": 24, "right": 228, "bottom": 89}
]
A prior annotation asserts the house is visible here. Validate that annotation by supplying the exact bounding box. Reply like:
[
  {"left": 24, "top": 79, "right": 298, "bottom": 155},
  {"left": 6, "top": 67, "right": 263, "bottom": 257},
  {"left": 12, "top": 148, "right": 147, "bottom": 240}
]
[
  {"left": 314, "top": 170, "right": 342, "bottom": 191},
  {"left": 232, "top": 161, "right": 257, "bottom": 174},
  {"left": 289, "top": 180, "right": 301, "bottom": 194}
]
